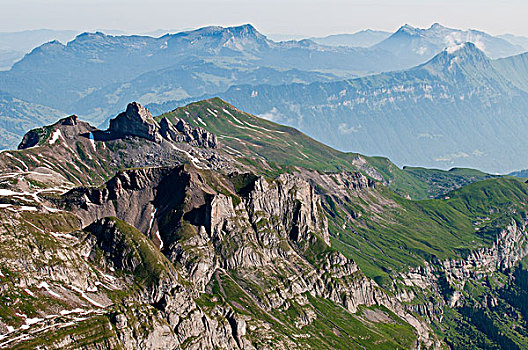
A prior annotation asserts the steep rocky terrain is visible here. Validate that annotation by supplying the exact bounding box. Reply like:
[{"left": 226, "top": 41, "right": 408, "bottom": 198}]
[{"left": 0, "top": 100, "right": 527, "bottom": 349}]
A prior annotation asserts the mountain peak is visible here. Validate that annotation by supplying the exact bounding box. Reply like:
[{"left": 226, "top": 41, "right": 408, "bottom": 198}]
[
  {"left": 180, "top": 23, "right": 264, "bottom": 38},
  {"left": 430, "top": 22, "right": 446, "bottom": 30},
  {"left": 444, "top": 42, "right": 485, "bottom": 57},
  {"left": 399, "top": 24, "right": 418, "bottom": 33},
  {"left": 75, "top": 31, "right": 108, "bottom": 40},
  {"left": 420, "top": 42, "right": 492, "bottom": 75},
  {"left": 108, "top": 102, "right": 161, "bottom": 142}
]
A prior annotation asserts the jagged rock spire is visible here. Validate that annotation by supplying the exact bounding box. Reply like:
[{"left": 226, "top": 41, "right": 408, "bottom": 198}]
[{"left": 108, "top": 102, "right": 162, "bottom": 142}]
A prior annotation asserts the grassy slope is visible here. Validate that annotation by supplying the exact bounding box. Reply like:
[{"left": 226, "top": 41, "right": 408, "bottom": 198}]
[
  {"left": 160, "top": 98, "right": 492, "bottom": 200},
  {"left": 330, "top": 178, "right": 528, "bottom": 285}
]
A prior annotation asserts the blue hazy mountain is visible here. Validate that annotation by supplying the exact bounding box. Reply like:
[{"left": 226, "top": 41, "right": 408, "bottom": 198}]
[
  {"left": 0, "top": 24, "right": 410, "bottom": 124},
  {"left": 373, "top": 23, "right": 525, "bottom": 66},
  {"left": 310, "top": 30, "right": 391, "bottom": 47},
  {"left": 493, "top": 51, "right": 528, "bottom": 92},
  {"left": 149, "top": 43, "right": 528, "bottom": 174},
  {"left": 0, "top": 90, "right": 64, "bottom": 148},
  {"left": 1, "top": 22, "right": 528, "bottom": 162},
  {"left": 0, "top": 29, "right": 79, "bottom": 70},
  {"left": 499, "top": 33, "right": 528, "bottom": 50}
]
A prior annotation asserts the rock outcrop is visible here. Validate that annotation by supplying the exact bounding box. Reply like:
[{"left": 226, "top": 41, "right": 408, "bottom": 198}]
[
  {"left": 106, "top": 102, "right": 218, "bottom": 148},
  {"left": 160, "top": 117, "right": 217, "bottom": 148},
  {"left": 396, "top": 218, "right": 528, "bottom": 322},
  {"left": 108, "top": 102, "right": 162, "bottom": 142}
]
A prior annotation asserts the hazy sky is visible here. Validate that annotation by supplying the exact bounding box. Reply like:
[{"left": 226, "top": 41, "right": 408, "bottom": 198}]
[{"left": 1, "top": 0, "right": 527, "bottom": 37}]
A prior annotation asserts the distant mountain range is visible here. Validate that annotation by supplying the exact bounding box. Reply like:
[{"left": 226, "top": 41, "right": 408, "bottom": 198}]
[
  {"left": 310, "top": 30, "right": 391, "bottom": 47},
  {"left": 0, "top": 29, "right": 79, "bottom": 70},
  {"left": 0, "top": 24, "right": 414, "bottom": 123},
  {"left": 498, "top": 33, "right": 528, "bottom": 50},
  {"left": 150, "top": 43, "right": 528, "bottom": 174},
  {"left": 372, "top": 23, "right": 526, "bottom": 66},
  {"left": 1, "top": 23, "right": 528, "bottom": 174}
]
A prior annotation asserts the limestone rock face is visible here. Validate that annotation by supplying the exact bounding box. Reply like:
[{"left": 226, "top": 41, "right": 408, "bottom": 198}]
[
  {"left": 106, "top": 103, "right": 218, "bottom": 148},
  {"left": 109, "top": 102, "right": 162, "bottom": 142},
  {"left": 63, "top": 164, "right": 440, "bottom": 348}
]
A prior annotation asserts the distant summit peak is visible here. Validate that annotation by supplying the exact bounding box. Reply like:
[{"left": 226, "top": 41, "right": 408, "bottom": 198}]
[
  {"left": 420, "top": 41, "right": 491, "bottom": 74},
  {"left": 430, "top": 22, "right": 446, "bottom": 30},
  {"left": 446, "top": 42, "right": 471, "bottom": 54},
  {"left": 75, "top": 31, "right": 108, "bottom": 39},
  {"left": 393, "top": 24, "right": 420, "bottom": 37},
  {"left": 444, "top": 42, "right": 483, "bottom": 56},
  {"left": 182, "top": 23, "right": 263, "bottom": 38},
  {"left": 399, "top": 23, "right": 417, "bottom": 32}
]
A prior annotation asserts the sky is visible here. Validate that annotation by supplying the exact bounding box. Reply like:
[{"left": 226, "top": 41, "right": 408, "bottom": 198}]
[{"left": 1, "top": 0, "right": 527, "bottom": 38}]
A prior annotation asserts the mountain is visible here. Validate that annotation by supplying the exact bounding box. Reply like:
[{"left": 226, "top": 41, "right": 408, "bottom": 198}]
[
  {"left": 310, "top": 30, "right": 391, "bottom": 47},
  {"left": 1, "top": 23, "right": 524, "bottom": 152},
  {"left": 0, "top": 24, "right": 412, "bottom": 130},
  {"left": 151, "top": 43, "right": 528, "bottom": 174},
  {"left": 499, "top": 33, "right": 528, "bottom": 50},
  {"left": 0, "top": 90, "right": 64, "bottom": 149},
  {"left": 509, "top": 169, "right": 528, "bottom": 178},
  {"left": 0, "top": 29, "right": 78, "bottom": 52},
  {"left": 71, "top": 58, "right": 340, "bottom": 126},
  {"left": 0, "top": 49, "right": 24, "bottom": 71},
  {"left": 373, "top": 23, "right": 526, "bottom": 66},
  {"left": 0, "top": 99, "right": 527, "bottom": 348},
  {"left": 493, "top": 51, "right": 528, "bottom": 92},
  {"left": 0, "top": 29, "right": 79, "bottom": 70}
]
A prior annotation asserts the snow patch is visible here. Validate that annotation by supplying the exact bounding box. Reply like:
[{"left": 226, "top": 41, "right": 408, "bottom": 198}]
[
  {"left": 20, "top": 206, "right": 38, "bottom": 211},
  {"left": 50, "top": 231, "right": 75, "bottom": 239},
  {"left": 154, "top": 230, "right": 164, "bottom": 250},
  {"left": 0, "top": 189, "right": 18, "bottom": 196},
  {"left": 49, "top": 129, "right": 62, "bottom": 145},
  {"left": 37, "top": 281, "right": 61, "bottom": 298},
  {"left": 206, "top": 108, "right": 218, "bottom": 117},
  {"left": 147, "top": 207, "right": 157, "bottom": 237},
  {"left": 70, "top": 286, "right": 104, "bottom": 308},
  {"left": 25, "top": 317, "right": 43, "bottom": 325},
  {"left": 197, "top": 117, "right": 207, "bottom": 126},
  {"left": 60, "top": 308, "right": 85, "bottom": 316},
  {"left": 223, "top": 109, "right": 243, "bottom": 125},
  {"left": 4, "top": 153, "right": 28, "bottom": 171},
  {"left": 446, "top": 42, "right": 466, "bottom": 54}
]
